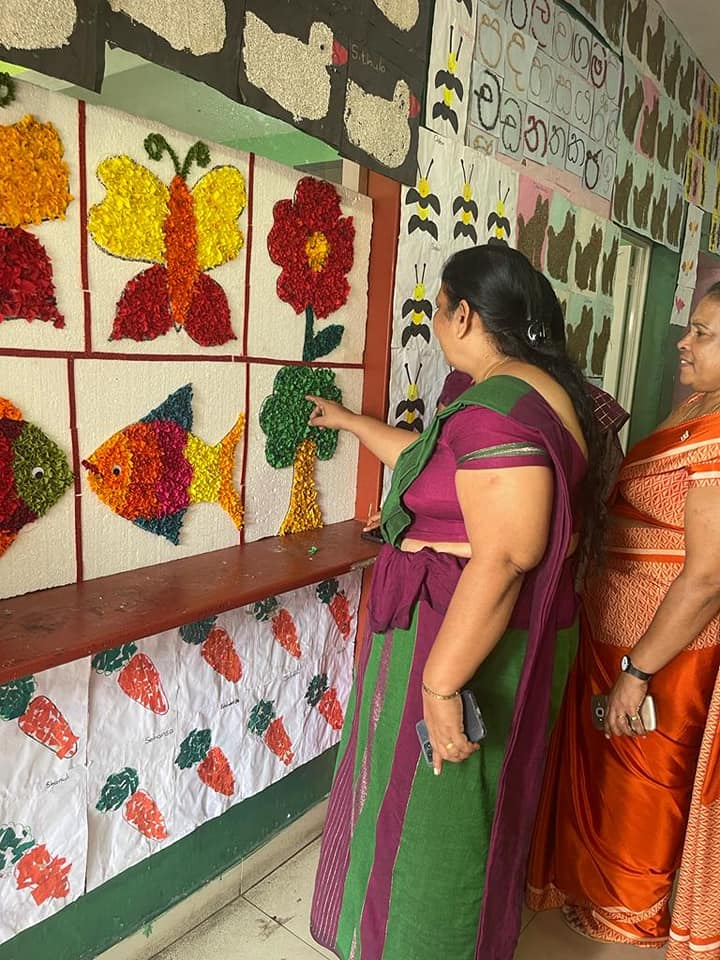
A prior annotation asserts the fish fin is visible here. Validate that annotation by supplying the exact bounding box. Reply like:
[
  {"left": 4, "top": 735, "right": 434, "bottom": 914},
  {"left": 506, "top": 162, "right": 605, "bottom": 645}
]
[
  {"left": 133, "top": 511, "right": 187, "bottom": 545},
  {"left": 0, "top": 398, "right": 23, "bottom": 421},
  {"left": 216, "top": 413, "right": 245, "bottom": 530},
  {"left": 0, "top": 531, "right": 18, "bottom": 557},
  {"left": 141, "top": 385, "right": 193, "bottom": 432}
]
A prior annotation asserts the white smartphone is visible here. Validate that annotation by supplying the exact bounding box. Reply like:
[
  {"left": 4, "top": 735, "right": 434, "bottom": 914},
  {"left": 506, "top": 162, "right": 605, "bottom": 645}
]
[{"left": 591, "top": 694, "right": 657, "bottom": 732}]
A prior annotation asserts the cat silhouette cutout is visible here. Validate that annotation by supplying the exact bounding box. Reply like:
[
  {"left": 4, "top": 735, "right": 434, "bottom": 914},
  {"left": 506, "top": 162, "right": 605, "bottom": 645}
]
[
  {"left": 639, "top": 95, "right": 659, "bottom": 158},
  {"left": 650, "top": 184, "right": 668, "bottom": 241},
  {"left": 567, "top": 305, "right": 594, "bottom": 371},
  {"left": 575, "top": 224, "right": 603, "bottom": 292},
  {"left": 546, "top": 210, "right": 575, "bottom": 283},
  {"left": 645, "top": 14, "right": 665, "bottom": 81},
  {"left": 517, "top": 195, "right": 550, "bottom": 271},
  {"left": 613, "top": 160, "right": 634, "bottom": 224},
  {"left": 625, "top": 0, "right": 647, "bottom": 61},
  {"left": 633, "top": 170, "right": 654, "bottom": 230},
  {"left": 622, "top": 75, "right": 644, "bottom": 142},
  {"left": 601, "top": 236, "right": 619, "bottom": 297}
]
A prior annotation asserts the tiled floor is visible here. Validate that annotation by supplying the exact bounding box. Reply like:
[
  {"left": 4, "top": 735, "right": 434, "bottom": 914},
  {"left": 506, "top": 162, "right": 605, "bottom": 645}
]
[{"left": 152, "top": 838, "right": 667, "bottom": 959}]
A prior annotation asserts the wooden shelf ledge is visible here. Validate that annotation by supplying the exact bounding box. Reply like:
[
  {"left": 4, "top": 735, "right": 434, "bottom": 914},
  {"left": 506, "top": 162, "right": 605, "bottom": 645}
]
[{"left": 0, "top": 520, "right": 380, "bottom": 684}]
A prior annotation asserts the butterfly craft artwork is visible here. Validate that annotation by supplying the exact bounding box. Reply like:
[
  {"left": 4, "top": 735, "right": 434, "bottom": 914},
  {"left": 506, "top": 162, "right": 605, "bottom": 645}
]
[{"left": 88, "top": 134, "right": 247, "bottom": 347}]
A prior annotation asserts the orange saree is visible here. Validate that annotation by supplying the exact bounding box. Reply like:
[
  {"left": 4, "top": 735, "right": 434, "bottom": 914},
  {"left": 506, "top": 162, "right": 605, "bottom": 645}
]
[{"left": 527, "top": 410, "right": 720, "bottom": 952}]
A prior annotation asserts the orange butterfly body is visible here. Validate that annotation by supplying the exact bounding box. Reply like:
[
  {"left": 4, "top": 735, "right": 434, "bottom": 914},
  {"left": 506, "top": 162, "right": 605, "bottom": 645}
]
[{"left": 88, "top": 135, "right": 247, "bottom": 346}]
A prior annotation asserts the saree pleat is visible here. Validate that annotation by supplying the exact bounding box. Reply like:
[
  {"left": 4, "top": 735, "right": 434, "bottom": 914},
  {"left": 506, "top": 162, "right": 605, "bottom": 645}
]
[{"left": 527, "top": 411, "right": 720, "bottom": 950}]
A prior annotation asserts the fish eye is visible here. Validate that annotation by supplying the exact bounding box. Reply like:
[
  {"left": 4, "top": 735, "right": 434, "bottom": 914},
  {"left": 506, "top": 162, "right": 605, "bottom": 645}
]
[
  {"left": 112, "top": 465, "right": 122, "bottom": 477},
  {"left": 31, "top": 466, "right": 45, "bottom": 480}
]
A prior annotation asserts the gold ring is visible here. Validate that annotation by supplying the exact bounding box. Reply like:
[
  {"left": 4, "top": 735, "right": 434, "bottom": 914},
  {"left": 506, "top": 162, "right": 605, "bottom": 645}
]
[
  {"left": 446, "top": 741, "right": 455, "bottom": 750},
  {"left": 629, "top": 714, "right": 640, "bottom": 722}
]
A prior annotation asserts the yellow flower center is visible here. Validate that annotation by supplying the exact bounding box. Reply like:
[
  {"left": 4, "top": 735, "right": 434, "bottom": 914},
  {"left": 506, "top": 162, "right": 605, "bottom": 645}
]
[{"left": 305, "top": 231, "right": 330, "bottom": 273}]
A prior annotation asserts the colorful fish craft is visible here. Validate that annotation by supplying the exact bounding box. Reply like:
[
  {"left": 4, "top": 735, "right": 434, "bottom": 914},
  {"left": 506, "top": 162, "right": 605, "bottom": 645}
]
[
  {"left": 87, "top": 134, "right": 246, "bottom": 347},
  {"left": 0, "top": 398, "right": 73, "bottom": 557},
  {"left": 81, "top": 384, "right": 244, "bottom": 544}
]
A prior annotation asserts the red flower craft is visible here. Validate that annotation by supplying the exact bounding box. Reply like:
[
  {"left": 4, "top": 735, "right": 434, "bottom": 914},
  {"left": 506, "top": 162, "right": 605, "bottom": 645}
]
[{"left": 267, "top": 177, "right": 355, "bottom": 361}]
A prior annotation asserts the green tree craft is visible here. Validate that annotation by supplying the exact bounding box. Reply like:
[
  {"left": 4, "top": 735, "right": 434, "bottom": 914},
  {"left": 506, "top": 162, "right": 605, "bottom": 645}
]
[{"left": 259, "top": 366, "right": 341, "bottom": 535}]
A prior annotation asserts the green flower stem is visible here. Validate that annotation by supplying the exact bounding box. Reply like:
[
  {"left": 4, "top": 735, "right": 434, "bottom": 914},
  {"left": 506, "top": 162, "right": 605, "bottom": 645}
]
[{"left": 302, "top": 306, "right": 316, "bottom": 362}]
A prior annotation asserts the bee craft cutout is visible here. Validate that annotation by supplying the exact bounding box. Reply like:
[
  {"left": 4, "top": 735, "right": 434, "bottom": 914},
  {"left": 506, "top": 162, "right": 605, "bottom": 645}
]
[
  {"left": 432, "top": 26, "right": 465, "bottom": 134},
  {"left": 401, "top": 264, "right": 432, "bottom": 346},
  {"left": 453, "top": 159, "right": 479, "bottom": 242},
  {"left": 395, "top": 363, "right": 425, "bottom": 433},
  {"left": 487, "top": 182, "right": 512, "bottom": 245},
  {"left": 406, "top": 160, "right": 441, "bottom": 240}
]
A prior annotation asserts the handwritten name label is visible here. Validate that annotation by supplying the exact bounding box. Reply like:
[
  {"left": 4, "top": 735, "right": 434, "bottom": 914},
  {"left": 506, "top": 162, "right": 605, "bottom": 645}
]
[
  {"left": 221, "top": 698, "right": 241, "bottom": 711},
  {"left": 46, "top": 773, "right": 70, "bottom": 790},
  {"left": 145, "top": 728, "right": 174, "bottom": 745}
]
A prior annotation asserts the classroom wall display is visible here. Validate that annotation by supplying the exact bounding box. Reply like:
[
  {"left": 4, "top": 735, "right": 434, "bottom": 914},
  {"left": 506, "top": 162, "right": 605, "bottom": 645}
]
[
  {"left": 106, "top": 0, "right": 431, "bottom": 184},
  {"left": 0, "top": 0, "right": 104, "bottom": 92},
  {"left": 0, "top": 79, "right": 372, "bottom": 601},
  {"left": 612, "top": 0, "right": 693, "bottom": 249},
  {"left": 0, "top": 571, "right": 361, "bottom": 942},
  {"left": 425, "top": 0, "right": 478, "bottom": 142},
  {"left": 465, "top": 0, "right": 622, "bottom": 206},
  {"left": 685, "top": 65, "right": 720, "bottom": 219}
]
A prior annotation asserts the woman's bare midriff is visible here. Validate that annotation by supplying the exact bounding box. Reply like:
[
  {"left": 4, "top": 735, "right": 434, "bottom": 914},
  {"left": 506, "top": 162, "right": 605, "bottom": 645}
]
[{"left": 400, "top": 534, "right": 580, "bottom": 560}]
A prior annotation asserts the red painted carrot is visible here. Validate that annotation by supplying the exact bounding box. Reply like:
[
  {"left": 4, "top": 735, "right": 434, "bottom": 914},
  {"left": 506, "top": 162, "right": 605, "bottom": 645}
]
[
  {"left": 97, "top": 767, "right": 168, "bottom": 841},
  {"left": 176, "top": 729, "right": 235, "bottom": 797},
  {"left": 316, "top": 579, "right": 352, "bottom": 639},
  {"left": 0, "top": 677, "right": 78, "bottom": 759},
  {"left": 14, "top": 843, "right": 71, "bottom": 906},
  {"left": 248, "top": 699, "right": 294, "bottom": 766},
  {"left": 253, "top": 598, "right": 301, "bottom": 658},
  {"left": 92, "top": 645, "right": 169, "bottom": 715},
  {"left": 305, "top": 673, "right": 344, "bottom": 731},
  {"left": 180, "top": 617, "right": 243, "bottom": 682}
]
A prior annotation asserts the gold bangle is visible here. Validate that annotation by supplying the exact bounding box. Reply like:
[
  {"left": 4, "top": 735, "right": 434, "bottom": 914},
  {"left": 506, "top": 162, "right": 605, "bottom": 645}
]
[{"left": 422, "top": 681, "right": 460, "bottom": 701}]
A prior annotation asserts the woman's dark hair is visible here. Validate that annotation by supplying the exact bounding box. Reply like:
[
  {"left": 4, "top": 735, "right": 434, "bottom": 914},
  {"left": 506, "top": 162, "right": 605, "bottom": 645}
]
[{"left": 441, "top": 244, "right": 606, "bottom": 565}]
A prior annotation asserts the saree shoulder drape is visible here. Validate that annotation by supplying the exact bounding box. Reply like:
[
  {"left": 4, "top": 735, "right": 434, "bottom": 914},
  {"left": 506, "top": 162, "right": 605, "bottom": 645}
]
[
  {"left": 311, "top": 377, "right": 585, "bottom": 960},
  {"left": 527, "top": 410, "right": 720, "bottom": 955}
]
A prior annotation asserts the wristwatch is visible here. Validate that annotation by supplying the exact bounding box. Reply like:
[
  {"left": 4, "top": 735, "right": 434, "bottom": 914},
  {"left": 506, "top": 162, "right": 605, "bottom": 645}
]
[{"left": 621, "top": 655, "right": 653, "bottom": 683}]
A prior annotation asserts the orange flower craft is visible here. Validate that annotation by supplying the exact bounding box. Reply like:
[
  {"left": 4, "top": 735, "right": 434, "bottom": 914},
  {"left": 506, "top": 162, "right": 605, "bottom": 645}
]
[
  {"left": 88, "top": 134, "right": 247, "bottom": 346},
  {"left": 268, "top": 176, "right": 355, "bottom": 361},
  {"left": 0, "top": 115, "right": 72, "bottom": 329}
]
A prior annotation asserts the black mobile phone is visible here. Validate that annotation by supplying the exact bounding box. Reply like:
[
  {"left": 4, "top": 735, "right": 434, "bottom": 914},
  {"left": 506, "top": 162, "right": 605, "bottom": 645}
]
[{"left": 416, "top": 690, "right": 487, "bottom": 766}]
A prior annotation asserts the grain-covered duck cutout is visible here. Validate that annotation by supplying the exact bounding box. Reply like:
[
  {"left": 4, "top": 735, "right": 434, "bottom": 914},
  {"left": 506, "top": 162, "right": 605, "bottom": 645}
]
[
  {"left": 344, "top": 79, "right": 420, "bottom": 169},
  {"left": 108, "top": 0, "right": 226, "bottom": 54},
  {"left": 241, "top": 13, "right": 348, "bottom": 122},
  {"left": 371, "top": 0, "right": 420, "bottom": 31}
]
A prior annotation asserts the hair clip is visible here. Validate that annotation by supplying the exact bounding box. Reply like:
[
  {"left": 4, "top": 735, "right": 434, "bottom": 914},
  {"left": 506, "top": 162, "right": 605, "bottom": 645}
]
[{"left": 526, "top": 319, "right": 547, "bottom": 345}]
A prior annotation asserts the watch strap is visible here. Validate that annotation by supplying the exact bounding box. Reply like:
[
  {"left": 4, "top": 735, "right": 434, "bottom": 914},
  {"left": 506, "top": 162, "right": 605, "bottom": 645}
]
[{"left": 622, "top": 655, "right": 653, "bottom": 683}]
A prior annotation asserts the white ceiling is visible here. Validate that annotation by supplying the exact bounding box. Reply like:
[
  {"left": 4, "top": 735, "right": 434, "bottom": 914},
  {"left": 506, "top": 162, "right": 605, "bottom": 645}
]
[{"left": 660, "top": 0, "right": 720, "bottom": 82}]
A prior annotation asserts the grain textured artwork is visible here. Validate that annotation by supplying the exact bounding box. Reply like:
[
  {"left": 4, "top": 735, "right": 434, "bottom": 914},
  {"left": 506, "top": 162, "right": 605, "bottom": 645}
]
[
  {"left": 81, "top": 384, "right": 244, "bottom": 545},
  {"left": 259, "top": 366, "right": 341, "bottom": 535},
  {"left": 268, "top": 176, "right": 354, "bottom": 362},
  {"left": 88, "top": 133, "right": 247, "bottom": 347},
  {"left": 0, "top": 397, "right": 73, "bottom": 558},
  {"left": 0, "top": 115, "right": 72, "bottom": 330},
  {"left": 108, "top": 0, "right": 227, "bottom": 55}
]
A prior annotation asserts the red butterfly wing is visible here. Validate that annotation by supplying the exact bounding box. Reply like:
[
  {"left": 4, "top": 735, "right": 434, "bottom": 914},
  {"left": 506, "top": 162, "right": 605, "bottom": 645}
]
[
  {"left": 183, "top": 272, "right": 236, "bottom": 347},
  {"left": 111, "top": 265, "right": 174, "bottom": 342}
]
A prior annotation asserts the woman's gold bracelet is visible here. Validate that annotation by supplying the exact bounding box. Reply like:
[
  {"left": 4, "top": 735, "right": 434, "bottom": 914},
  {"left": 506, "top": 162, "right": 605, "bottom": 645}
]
[{"left": 422, "top": 681, "right": 460, "bottom": 701}]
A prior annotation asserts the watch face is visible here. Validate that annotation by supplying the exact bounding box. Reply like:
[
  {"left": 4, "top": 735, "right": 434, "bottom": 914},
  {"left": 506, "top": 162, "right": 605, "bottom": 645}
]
[{"left": 621, "top": 655, "right": 629, "bottom": 672}]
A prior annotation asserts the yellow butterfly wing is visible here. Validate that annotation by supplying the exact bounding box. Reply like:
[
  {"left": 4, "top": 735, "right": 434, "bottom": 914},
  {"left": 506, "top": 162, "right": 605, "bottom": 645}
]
[
  {"left": 88, "top": 156, "right": 169, "bottom": 263},
  {"left": 192, "top": 166, "right": 247, "bottom": 271}
]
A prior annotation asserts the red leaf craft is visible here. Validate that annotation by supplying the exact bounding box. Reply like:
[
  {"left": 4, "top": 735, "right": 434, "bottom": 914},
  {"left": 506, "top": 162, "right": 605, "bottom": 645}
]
[{"left": 0, "top": 227, "right": 64, "bottom": 328}]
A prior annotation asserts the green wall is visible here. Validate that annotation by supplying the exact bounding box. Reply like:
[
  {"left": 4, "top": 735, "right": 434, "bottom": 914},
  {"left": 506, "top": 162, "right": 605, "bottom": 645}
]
[
  {"left": 0, "top": 748, "right": 337, "bottom": 960},
  {"left": 628, "top": 244, "right": 681, "bottom": 447}
]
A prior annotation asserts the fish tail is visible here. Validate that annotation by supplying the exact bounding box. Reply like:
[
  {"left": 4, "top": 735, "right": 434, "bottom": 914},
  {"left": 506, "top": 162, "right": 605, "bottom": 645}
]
[
  {"left": 0, "top": 531, "right": 18, "bottom": 557},
  {"left": 217, "top": 414, "right": 245, "bottom": 530}
]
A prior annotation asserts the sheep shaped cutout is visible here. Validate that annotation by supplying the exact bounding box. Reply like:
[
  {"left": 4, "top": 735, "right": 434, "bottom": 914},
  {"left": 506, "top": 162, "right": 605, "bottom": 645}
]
[{"left": 344, "top": 78, "right": 420, "bottom": 170}]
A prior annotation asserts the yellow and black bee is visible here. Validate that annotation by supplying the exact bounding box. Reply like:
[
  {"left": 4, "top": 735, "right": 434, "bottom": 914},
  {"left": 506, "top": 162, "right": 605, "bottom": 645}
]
[
  {"left": 395, "top": 363, "right": 425, "bottom": 433},
  {"left": 487, "top": 181, "right": 512, "bottom": 245},
  {"left": 453, "top": 159, "right": 479, "bottom": 242},
  {"left": 406, "top": 159, "right": 441, "bottom": 240},
  {"left": 401, "top": 263, "right": 433, "bottom": 346},
  {"left": 432, "top": 26, "right": 465, "bottom": 135}
]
